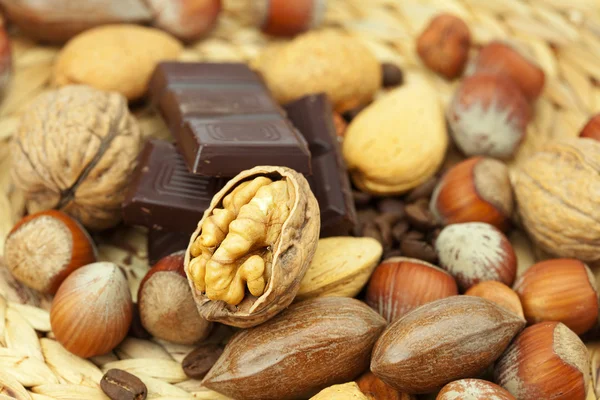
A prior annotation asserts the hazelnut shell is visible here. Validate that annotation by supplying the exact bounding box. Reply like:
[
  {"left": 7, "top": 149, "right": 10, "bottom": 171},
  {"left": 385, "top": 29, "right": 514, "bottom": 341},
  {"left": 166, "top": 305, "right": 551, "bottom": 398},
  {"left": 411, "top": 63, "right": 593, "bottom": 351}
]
[
  {"left": 437, "top": 379, "right": 515, "bottom": 400},
  {"left": 184, "top": 166, "right": 320, "bottom": 328},
  {"left": 465, "top": 281, "right": 524, "bottom": 319}
]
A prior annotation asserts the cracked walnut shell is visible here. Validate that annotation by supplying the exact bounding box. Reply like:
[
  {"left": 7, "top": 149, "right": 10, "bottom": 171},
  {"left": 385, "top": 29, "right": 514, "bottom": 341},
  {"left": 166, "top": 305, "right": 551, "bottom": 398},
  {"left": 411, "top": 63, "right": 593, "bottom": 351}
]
[
  {"left": 10, "top": 85, "right": 143, "bottom": 230},
  {"left": 512, "top": 138, "right": 600, "bottom": 263},
  {"left": 184, "top": 166, "right": 320, "bottom": 328}
]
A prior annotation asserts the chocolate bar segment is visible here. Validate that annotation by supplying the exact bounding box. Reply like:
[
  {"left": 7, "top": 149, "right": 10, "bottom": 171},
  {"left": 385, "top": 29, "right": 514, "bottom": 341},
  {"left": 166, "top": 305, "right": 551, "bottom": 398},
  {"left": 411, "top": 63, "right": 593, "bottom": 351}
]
[
  {"left": 122, "top": 140, "right": 226, "bottom": 233},
  {"left": 149, "top": 62, "right": 311, "bottom": 177},
  {"left": 284, "top": 94, "right": 357, "bottom": 236}
]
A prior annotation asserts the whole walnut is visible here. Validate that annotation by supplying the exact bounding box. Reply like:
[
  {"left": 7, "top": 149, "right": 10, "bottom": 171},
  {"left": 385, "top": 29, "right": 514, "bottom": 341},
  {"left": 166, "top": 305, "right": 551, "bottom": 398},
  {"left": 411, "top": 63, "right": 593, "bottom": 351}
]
[
  {"left": 512, "top": 138, "right": 600, "bottom": 262},
  {"left": 10, "top": 85, "right": 143, "bottom": 230}
]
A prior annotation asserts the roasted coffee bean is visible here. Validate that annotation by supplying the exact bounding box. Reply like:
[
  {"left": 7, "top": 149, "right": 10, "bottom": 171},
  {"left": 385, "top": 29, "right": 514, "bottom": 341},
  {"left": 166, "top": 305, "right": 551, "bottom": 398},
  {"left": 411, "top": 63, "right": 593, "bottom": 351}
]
[
  {"left": 392, "top": 220, "right": 410, "bottom": 243},
  {"left": 128, "top": 303, "right": 151, "bottom": 340},
  {"left": 381, "top": 63, "right": 404, "bottom": 87},
  {"left": 377, "top": 198, "right": 405, "bottom": 217},
  {"left": 428, "top": 228, "right": 442, "bottom": 246},
  {"left": 101, "top": 369, "right": 147, "bottom": 400},
  {"left": 405, "top": 176, "right": 438, "bottom": 203},
  {"left": 182, "top": 343, "right": 224, "bottom": 379},
  {"left": 352, "top": 190, "right": 373, "bottom": 207},
  {"left": 383, "top": 249, "right": 403, "bottom": 260},
  {"left": 405, "top": 200, "right": 438, "bottom": 231},
  {"left": 400, "top": 239, "right": 438, "bottom": 264},
  {"left": 363, "top": 222, "right": 384, "bottom": 245},
  {"left": 404, "top": 230, "right": 425, "bottom": 241},
  {"left": 343, "top": 104, "right": 367, "bottom": 122}
]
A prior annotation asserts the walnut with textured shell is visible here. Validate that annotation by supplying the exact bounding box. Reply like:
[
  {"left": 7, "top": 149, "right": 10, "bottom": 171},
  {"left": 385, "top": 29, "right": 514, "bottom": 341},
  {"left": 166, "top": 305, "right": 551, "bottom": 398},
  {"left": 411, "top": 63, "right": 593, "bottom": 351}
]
[
  {"left": 511, "top": 138, "right": 600, "bottom": 263},
  {"left": 184, "top": 166, "right": 320, "bottom": 328}
]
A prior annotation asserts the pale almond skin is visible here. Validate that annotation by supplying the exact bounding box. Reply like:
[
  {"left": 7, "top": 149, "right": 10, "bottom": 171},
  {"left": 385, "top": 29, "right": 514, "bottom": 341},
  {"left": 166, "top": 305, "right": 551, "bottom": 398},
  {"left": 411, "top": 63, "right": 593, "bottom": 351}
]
[
  {"left": 371, "top": 296, "right": 525, "bottom": 394},
  {"left": 202, "top": 297, "right": 386, "bottom": 400}
]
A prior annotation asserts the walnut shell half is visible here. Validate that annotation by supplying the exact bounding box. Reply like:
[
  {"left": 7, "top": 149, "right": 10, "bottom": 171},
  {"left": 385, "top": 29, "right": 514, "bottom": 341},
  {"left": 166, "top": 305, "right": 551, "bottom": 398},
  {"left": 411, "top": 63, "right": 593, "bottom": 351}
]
[
  {"left": 10, "top": 85, "right": 143, "bottom": 230},
  {"left": 184, "top": 166, "right": 320, "bottom": 328},
  {"left": 512, "top": 138, "right": 600, "bottom": 262}
]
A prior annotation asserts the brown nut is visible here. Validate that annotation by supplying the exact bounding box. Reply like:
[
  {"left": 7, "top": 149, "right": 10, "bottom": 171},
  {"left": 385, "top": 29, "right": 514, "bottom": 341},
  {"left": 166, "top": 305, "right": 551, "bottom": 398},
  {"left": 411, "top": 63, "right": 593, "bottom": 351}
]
[
  {"left": 202, "top": 297, "right": 386, "bottom": 400},
  {"left": 0, "top": 0, "right": 153, "bottom": 43},
  {"left": 256, "top": 30, "right": 381, "bottom": 112},
  {"left": 494, "top": 322, "right": 589, "bottom": 400},
  {"left": 472, "top": 41, "right": 545, "bottom": 102},
  {"left": 581, "top": 114, "right": 600, "bottom": 141},
  {"left": 185, "top": 166, "right": 320, "bottom": 328},
  {"left": 50, "top": 262, "right": 133, "bottom": 358},
  {"left": 145, "top": 0, "right": 221, "bottom": 41},
  {"left": 371, "top": 296, "right": 525, "bottom": 394},
  {"left": 435, "top": 222, "right": 517, "bottom": 291},
  {"left": 447, "top": 74, "right": 532, "bottom": 159},
  {"left": 430, "top": 157, "right": 513, "bottom": 231},
  {"left": 416, "top": 14, "right": 471, "bottom": 79},
  {"left": 437, "top": 379, "right": 515, "bottom": 400},
  {"left": 0, "top": 15, "right": 10, "bottom": 98},
  {"left": 365, "top": 257, "right": 458, "bottom": 322},
  {"left": 260, "top": 0, "right": 325, "bottom": 37},
  {"left": 465, "top": 281, "right": 524, "bottom": 319},
  {"left": 4, "top": 210, "right": 97, "bottom": 294},
  {"left": 513, "top": 259, "right": 599, "bottom": 335},
  {"left": 138, "top": 251, "right": 212, "bottom": 344},
  {"left": 356, "top": 371, "right": 415, "bottom": 400},
  {"left": 511, "top": 138, "right": 600, "bottom": 262},
  {"left": 10, "top": 85, "right": 143, "bottom": 230}
]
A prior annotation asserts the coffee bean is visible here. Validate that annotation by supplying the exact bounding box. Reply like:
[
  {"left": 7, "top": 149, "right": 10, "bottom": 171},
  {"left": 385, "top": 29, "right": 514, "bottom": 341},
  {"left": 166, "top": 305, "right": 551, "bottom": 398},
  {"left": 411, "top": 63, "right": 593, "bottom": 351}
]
[
  {"left": 428, "top": 228, "right": 442, "bottom": 246},
  {"left": 128, "top": 303, "right": 151, "bottom": 340},
  {"left": 381, "top": 63, "right": 404, "bottom": 87},
  {"left": 400, "top": 239, "right": 438, "bottom": 264},
  {"left": 357, "top": 209, "right": 378, "bottom": 225},
  {"left": 362, "top": 222, "right": 384, "bottom": 245},
  {"left": 182, "top": 344, "right": 224, "bottom": 379},
  {"left": 377, "top": 198, "right": 405, "bottom": 217},
  {"left": 404, "top": 230, "right": 425, "bottom": 241},
  {"left": 392, "top": 220, "right": 410, "bottom": 243},
  {"left": 101, "top": 369, "right": 147, "bottom": 400},
  {"left": 352, "top": 190, "right": 373, "bottom": 207},
  {"left": 383, "top": 249, "right": 403, "bottom": 260},
  {"left": 342, "top": 104, "right": 367, "bottom": 122},
  {"left": 405, "top": 177, "right": 438, "bottom": 203},
  {"left": 405, "top": 200, "right": 438, "bottom": 231}
]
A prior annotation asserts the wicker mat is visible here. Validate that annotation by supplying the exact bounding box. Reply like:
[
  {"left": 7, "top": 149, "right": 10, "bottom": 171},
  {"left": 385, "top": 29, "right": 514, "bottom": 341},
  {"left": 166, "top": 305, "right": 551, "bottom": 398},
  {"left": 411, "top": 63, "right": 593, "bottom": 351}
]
[{"left": 0, "top": 0, "right": 599, "bottom": 399}]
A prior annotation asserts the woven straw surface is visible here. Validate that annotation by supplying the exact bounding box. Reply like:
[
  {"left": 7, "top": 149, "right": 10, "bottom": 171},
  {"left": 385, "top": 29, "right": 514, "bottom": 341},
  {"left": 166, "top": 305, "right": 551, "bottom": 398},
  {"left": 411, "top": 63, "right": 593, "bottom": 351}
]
[{"left": 0, "top": 0, "right": 599, "bottom": 399}]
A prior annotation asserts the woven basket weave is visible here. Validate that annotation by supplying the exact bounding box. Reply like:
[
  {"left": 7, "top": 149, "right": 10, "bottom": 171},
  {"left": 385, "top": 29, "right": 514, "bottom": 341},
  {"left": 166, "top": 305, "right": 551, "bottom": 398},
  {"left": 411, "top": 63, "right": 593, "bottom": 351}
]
[{"left": 0, "top": 0, "right": 599, "bottom": 399}]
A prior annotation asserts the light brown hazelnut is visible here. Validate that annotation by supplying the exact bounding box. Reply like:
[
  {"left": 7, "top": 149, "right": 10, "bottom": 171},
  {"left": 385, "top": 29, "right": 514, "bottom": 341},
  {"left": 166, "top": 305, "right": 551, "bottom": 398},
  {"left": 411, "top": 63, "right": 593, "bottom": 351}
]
[
  {"left": 146, "top": 0, "right": 221, "bottom": 41},
  {"left": 138, "top": 251, "right": 212, "bottom": 345},
  {"left": 260, "top": 0, "right": 325, "bottom": 37},
  {"left": 356, "top": 371, "right": 415, "bottom": 400},
  {"left": 10, "top": 85, "right": 143, "bottom": 230},
  {"left": 256, "top": 30, "right": 381, "bottom": 112},
  {"left": 495, "top": 322, "right": 589, "bottom": 399},
  {"left": 465, "top": 281, "right": 524, "bottom": 319},
  {"left": 185, "top": 166, "right": 320, "bottom": 328},
  {"left": 50, "top": 262, "right": 133, "bottom": 358},
  {"left": 4, "top": 210, "right": 97, "bottom": 294},
  {"left": 435, "top": 222, "right": 517, "bottom": 291},
  {"left": 343, "top": 75, "right": 448, "bottom": 195},
  {"left": 417, "top": 14, "right": 471, "bottom": 79},
  {"left": 472, "top": 41, "right": 545, "bottom": 102},
  {"left": 580, "top": 113, "right": 600, "bottom": 141},
  {"left": 430, "top": 157, "right": 514, "bottom": 231},
  {"left": 448, "top": 74, "right": 532, "bottom": 159},
  {"left": 511, "top": 138, "right": 600, "bottom": 263},
  {"left": 514, "top": 259, "right": 599, "bottom": 335}
]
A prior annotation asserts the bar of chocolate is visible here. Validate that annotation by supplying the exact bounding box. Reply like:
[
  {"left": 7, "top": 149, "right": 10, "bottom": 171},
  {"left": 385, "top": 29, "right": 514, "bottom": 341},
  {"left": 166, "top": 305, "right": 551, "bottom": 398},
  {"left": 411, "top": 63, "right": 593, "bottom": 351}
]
[
  {"left": 284, "top": 94, "right": 357, "bottom": 237},
  {"left": 147, "top": 229, "right": 191, "bottom": 265},
  {"left": 122, "top": 140, "right": 226, "bottom": 233},
  {"left": 149, "top": 62, "right": 311, "bottom": 177}
]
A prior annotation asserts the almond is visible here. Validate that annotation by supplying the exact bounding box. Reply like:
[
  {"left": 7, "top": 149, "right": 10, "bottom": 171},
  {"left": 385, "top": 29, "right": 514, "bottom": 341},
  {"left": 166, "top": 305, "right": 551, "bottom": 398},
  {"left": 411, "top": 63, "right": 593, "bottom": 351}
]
[
  {"left": 202, "top": 297, "right": 386, "bottom": 400},
  {"left": 371, "top": 296, "right": 525, "bottom": 394}
]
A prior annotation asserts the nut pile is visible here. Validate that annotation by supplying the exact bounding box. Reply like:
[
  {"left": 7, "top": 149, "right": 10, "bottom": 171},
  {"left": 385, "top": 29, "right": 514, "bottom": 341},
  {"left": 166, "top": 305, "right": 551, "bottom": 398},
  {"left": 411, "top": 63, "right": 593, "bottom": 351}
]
[{"left": 0, "top": 2, "right": 599, "bottom": 400}]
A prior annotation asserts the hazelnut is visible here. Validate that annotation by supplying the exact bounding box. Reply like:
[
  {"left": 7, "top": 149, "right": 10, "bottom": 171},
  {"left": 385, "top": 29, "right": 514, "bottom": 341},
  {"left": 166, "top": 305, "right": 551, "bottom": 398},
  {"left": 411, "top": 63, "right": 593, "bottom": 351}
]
[
  {"left": 138, "top": 251, "right": 212, "bottom": 345},
  {"left": 50, "top": 262, "right": 133, "bottom": 358},
  {"left": 580, "top": 113, "right": 600, "bottom": 141},
  {"left": 435, "top": 222, "right": 517, "bottom": 291},
  {"left": 513, "top": 258, "right": 599, "bottom": 335},
  {"left": 472, "top": 41, "right": 545, "bottom": 101},
  {"left": 356, "top": 371, "right": 415, "bottom": 400},
  {"left": 495, "top": 322, "right": 589, "bottom": 399},
  {"left": 416, "top": 14, "right": 471, "bottom": 79},
  {"left": 437, "top": 379, "right": 515, "bottom": 400},
  {"left": 465, "top": 281, "right": 524, "bottom": 319},
  {"left": 4, "top": 210, "right": 97, "bottom": 294},
  {"left": 146, "top": 0, "right": 221, "bottom": 41},
  {"left": 430, "top": 157, "right": 514, "bottom": 231},
  {"left": 365, "top": 257, "right": 458, "bottom": 322},
  {"left": 10, "top": 85, "right": 143, "bottom": 231},
  {"left": 511, "top": 138, "right": 600, "bottom": 263},
  {"left": 260, "top": 0, "right": 325, "bottom": 37},
  {"left": 447, "top": 74, "right": 532, "bottom": 159}
]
